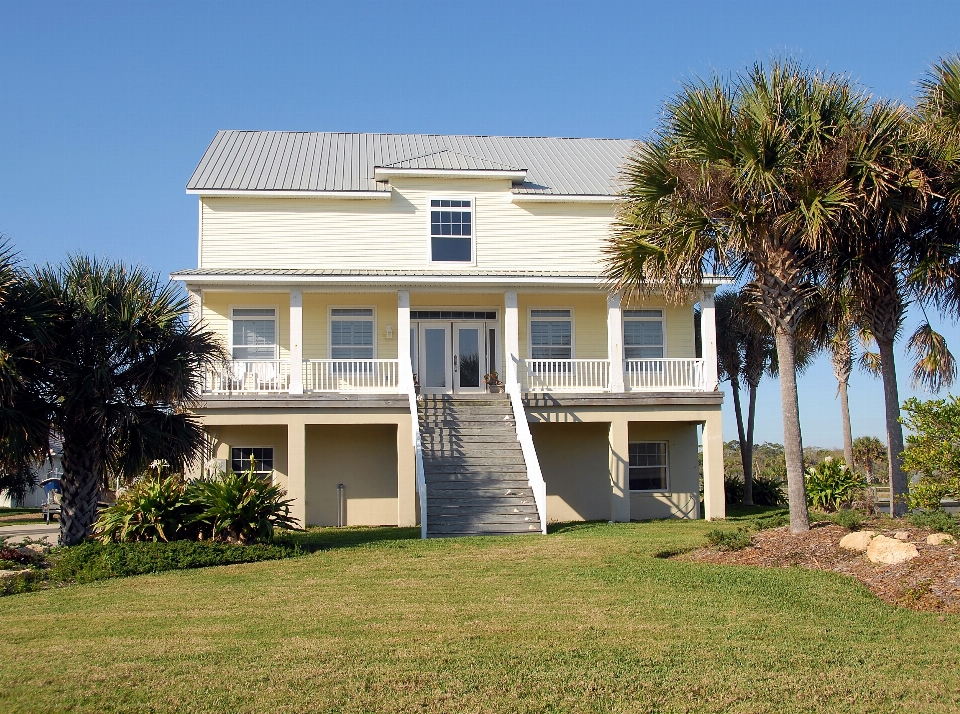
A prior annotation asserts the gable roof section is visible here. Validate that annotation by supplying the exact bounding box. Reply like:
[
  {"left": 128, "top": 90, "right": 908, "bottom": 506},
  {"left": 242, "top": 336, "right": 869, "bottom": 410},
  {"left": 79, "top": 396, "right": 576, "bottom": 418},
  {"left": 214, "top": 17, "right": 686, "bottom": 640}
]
[{"left": 186, "top": 131, "right": 635, "bottom": 196}]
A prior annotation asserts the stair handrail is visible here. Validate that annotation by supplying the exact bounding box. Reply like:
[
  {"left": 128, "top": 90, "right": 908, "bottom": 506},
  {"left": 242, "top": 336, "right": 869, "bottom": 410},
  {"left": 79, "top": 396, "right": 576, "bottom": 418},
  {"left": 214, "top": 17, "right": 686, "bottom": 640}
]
[
  {"left": 507, "top": 354, "right": 548, "bottom": 534},
  {"left": 401, "top": 364, "right": 427, "bottom": 538}
]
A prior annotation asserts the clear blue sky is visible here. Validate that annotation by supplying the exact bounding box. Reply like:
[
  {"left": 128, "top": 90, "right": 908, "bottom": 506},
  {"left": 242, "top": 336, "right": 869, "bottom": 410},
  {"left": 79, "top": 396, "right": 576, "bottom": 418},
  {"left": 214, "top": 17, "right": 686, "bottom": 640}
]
[{"left": 2, "top": 0, "right": 960, "bottom": 447}]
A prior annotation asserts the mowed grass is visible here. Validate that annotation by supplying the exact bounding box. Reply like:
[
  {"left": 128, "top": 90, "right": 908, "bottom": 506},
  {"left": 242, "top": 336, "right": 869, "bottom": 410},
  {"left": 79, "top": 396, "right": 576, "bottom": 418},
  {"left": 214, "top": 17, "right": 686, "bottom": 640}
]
[{"left": 1, "top": 518, "right": 958, "bottom": 713}]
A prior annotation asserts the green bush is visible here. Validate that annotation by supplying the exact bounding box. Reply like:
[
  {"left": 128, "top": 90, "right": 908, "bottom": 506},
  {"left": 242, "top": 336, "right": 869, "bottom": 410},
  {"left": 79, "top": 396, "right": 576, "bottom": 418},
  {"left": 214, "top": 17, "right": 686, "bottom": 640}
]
[
  {"left": 189, "top": 467, "right": 298, "bottom": 544},
  {"left": 95, "top": 476, "right": 200, "bottom": 543},
  {"left": 724, "top": 472, "right": 785, "bottom": 506},
  {"left": 724, "top": 475, "right": 744, "bottom": 504},
  {"left": 49, "top": 540, "right": 301, "bottom": 584},
  {"left": 907, "top": 510, "right": 960, "bottom": 537},
  {"left": 754, "top": 512, "right": 790, "bottom": 530},
  {"left": 705, "top": 528, "right": 752, "bottom": 551},
  {"left": 805, "top": 457, "right": 866, "bottom": 512},
  {"left": 831, "top": 508, "right": 863, "bottom": 530},
  {"left": 907, "top": 475, "right": 960, "bottom": 511}
]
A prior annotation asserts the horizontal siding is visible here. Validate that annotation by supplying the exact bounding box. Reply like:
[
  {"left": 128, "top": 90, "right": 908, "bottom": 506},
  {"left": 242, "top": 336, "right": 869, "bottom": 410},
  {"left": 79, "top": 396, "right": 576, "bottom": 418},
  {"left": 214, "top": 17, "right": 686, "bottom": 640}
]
[
  {"left": 200, "top": 177, "right": 614, "bottom": 273},
  {"left": 518, "top": 293, "right": 608, "bottom": 360},
  {"left": 303, "top": 293, "right": 398, "bottom": 360},
  {"left": 203, "top": 292, "right": 291, "bottom": 360}
]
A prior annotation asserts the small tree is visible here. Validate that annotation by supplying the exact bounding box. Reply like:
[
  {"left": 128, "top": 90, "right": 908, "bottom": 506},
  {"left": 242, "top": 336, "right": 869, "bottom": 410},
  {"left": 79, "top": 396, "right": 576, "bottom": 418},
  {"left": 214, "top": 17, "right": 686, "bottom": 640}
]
[
  {"left": 900, "top": 397, "right": 960, "bottom": 510},
  {"left": 852, "top": 436, "right": 887, "bottom": 483}
]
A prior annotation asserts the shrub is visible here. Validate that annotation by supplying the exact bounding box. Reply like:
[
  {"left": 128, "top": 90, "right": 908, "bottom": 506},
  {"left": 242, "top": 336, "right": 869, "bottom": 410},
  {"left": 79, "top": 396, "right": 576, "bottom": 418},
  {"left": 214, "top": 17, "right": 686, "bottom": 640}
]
[
  {"left": 805, "top": 457, "right": 866, "bottom": 512},
  {"left": 907, "top": 510, "right": 960, "bottom": 537},
  {"left": 907, "top": 475, "right": 960, "bottom": 511},
  {"left": 832, "top": 508, "right": 863, "bottom": 530},
  {"left": 94, "top": 476, "right": 200, "bottom": 543},
  {"left": 49, "top": 540, "right": 301, "bottom": 584},
  {"left": 189, "top": 467, "right": 298, "bottom": 544},
  {"left": 751, "top": 471, "right": 787, "bottom": 506},
  {"left": 724, "top": 475, "right": 744, "bottom": 504},
  {"left": 705, "top": 528, "right": 752, "bottom": 551},
  {"left": 754, "top": 512, "right": 790, "bottom": 530}
]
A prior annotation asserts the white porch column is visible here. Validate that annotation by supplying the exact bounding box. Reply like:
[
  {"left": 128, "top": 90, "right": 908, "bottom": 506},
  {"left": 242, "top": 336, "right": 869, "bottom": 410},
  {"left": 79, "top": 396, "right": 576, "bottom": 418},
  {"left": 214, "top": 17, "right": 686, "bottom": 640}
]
[
  {"left": 702, "top": 410, "right": 726, "bottom": 520},
  {"left": 397, "top": 290, "right": 412, "bottom": 391},
  {"left": 504, "top": 291, "right": 520, "bottom": 390},
  {"left": 607, "top": 293, "right": 625, "bottom": 393},
  {"left": 700, "top": 290, "right": 719, "bottom": 391},
  {"left": 289, "top": 289, "right": 304, "bottom": 395}
]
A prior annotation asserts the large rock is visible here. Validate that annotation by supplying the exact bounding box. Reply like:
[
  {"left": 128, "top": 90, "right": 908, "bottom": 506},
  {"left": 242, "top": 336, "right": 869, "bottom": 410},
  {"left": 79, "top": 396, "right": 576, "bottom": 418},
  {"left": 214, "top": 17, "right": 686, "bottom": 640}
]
[
  {"left": 894, "top": 531, "right": 911, "bottom": 541},
  {"left": 927, "top": 533, "right": 956, "bottom": 546},
  {"left": 867, "top": 535, "right": 919, "bottom": 565},
  {"left": 840, "top": 531, "right": 876, "bottom": 552}
]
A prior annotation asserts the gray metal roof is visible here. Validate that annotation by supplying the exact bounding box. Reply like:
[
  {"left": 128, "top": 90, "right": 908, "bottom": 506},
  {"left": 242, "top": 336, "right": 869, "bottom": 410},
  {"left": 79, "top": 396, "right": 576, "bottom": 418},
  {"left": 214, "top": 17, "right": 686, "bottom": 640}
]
[
  {"left": 171, "top": 268, "right": 601, "bottom": 278},
  {"left": 186, "top": 131, "right": 635, "bottom": 195}
]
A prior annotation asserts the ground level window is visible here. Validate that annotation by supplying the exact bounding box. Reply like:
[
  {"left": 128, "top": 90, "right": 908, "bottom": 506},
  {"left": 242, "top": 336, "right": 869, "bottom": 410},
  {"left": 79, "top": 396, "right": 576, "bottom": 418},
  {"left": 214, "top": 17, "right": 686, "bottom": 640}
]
[
  {"left": 629, "top": 442, "right": 668, "bottom": 491},
  {"left": 231, "top": 447, "right": 274, "bottom": 478}
]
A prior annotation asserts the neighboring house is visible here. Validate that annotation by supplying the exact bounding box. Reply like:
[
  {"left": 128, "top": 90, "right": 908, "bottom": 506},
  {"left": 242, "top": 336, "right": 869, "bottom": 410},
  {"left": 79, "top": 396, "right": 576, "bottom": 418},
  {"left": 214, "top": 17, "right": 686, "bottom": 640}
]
[
  {"left": 0, "top": 439, "right": 63, "bottom": 509},
  {"left": 173, "top": 131, "right": 725, "bottom": 537}
]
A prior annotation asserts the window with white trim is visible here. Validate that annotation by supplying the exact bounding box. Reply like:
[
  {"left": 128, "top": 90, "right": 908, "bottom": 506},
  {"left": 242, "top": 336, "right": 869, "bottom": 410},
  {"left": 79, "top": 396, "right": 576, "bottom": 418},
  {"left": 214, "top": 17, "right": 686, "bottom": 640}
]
[
  {"left": 430, "top": 199, "right": 472, "bottom": 262},
  {"left": 231, "top": 447, "right": 274, "bottom": 478},
  {"left": 330, "top": 308, "right": 374, "bottom": 359},
  {"left": 624, "top": 309, "right": 664, "bottom": 359},
  {"left": 629, "top": 442, "right": 668, "bottom": 491},
  {"left": 231, "top": 308, "right": 277, "bottom": 361},
  {"left": 530, "top": 309, "right": 572, "bottom": 359}
]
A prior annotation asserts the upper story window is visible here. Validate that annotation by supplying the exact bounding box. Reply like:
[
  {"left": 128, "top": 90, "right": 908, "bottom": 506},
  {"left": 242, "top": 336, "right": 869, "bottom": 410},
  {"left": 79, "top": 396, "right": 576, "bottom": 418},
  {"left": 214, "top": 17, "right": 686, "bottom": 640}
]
[
  {"left": 430, "top": 199, "right": 473, "bottom": 262},
  {"left": 331, "top": 308, "right": 375, "bottom": 359},
  {"left": 530, "top": 309, "right": 572, "bottom": 359},
  {"left": 623, "top": 309, "right": 664, "bottom": 359},
  {"left": 231, "top": 308, "right": 277, "bottom": 361}
]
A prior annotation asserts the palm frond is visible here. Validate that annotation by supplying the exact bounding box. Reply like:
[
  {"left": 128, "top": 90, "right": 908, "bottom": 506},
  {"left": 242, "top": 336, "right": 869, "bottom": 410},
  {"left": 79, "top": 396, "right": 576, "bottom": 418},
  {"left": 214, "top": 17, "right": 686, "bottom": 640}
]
[{"left": 907, "top": 321, "right": 957, "bottom": 392}]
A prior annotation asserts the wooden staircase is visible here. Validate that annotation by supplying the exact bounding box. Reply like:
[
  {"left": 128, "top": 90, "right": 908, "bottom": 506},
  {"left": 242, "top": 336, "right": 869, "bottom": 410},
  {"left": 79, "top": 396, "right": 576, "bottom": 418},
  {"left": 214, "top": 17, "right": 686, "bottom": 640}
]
[{"left": 418, "top": 394, "right": 542, "bottom": 537}]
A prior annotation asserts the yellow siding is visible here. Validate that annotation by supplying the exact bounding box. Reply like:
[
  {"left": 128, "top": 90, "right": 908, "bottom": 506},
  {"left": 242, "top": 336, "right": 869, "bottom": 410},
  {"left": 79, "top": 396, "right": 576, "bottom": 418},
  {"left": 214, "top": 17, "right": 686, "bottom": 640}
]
[
  {"left": 621, "top": 297, "right": 697, "bottom": 359},
  {"left": 202, "top": 291, "right": 291, "bottom": 360},
  {"left": 200, "top": 177, "right": 615, "bottom": 273},
  {"left": 518, "top": 292, "right": 608, "bottom": 359},
  {"left": 303, "top": 292, "right": 398, "bottom": 360}
]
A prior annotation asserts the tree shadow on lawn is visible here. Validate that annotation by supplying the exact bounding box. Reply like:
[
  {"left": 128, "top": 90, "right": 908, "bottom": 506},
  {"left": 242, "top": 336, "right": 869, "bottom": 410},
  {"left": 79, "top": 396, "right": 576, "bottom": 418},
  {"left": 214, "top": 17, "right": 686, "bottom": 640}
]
[{"left": 280, "top": 525, "right": 421, "bottom": 552}]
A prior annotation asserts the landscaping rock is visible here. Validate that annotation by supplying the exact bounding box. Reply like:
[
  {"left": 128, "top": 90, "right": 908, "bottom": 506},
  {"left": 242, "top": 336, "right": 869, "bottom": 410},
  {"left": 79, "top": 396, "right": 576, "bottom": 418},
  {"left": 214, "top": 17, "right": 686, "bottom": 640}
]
[
  {"left": 894, "top": 531, "right": 911, "bottom": 541},
  {"left": 18, "top": 544, "right": 48, "bottom": 556},
  {"left": 0, "top": 569, "right": 29, "bottom": 579},
  {"left": 867, "top": 535, "right": 919, "bottom": 565},
  {"left": 840, "top": 531, "right": 876, "bottom": 552},
  {"left": 927, "top": 533, "right": 956, "bottom": 546}
]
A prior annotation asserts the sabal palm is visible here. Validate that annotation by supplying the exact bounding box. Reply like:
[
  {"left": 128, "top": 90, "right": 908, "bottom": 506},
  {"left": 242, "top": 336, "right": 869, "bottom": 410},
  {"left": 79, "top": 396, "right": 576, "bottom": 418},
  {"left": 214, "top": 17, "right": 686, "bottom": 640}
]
[
  {"left": 33, "top": 257, "right": 225, "bottom": 545},
  {"left": 607, "top": 61, "right": 875, "bottom": 532}
]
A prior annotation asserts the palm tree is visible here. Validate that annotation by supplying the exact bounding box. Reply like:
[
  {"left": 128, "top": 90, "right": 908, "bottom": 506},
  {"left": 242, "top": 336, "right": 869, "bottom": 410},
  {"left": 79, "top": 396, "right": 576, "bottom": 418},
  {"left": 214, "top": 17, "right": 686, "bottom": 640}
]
[
  {"left": 607, "top": 61, "right": 872, "bottom": 532},
  {"left": 852, "top": 436, "right": 886, "bottom": 483},
  {"left": 32, "top": 257, "right": 225, "bottom": 545},
  {"left": 0, "top": 240, "right": 52, "bottom": 500}
]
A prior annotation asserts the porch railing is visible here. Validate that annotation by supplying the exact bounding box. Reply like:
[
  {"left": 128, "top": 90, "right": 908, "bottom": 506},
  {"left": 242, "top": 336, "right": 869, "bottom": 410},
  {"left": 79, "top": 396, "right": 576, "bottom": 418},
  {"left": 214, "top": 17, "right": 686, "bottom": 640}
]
[
  {"left": 205, "top": 360, "right": 290, "bottom": 393},
  {"left": 303, "top": 359, "right": 400, "bottom": 392},
  {"left": 518, "top": 359, "right": 610, "bottom": 392},
  {"left": 624, "top": 358, "right": 705, "bottom": 391}
]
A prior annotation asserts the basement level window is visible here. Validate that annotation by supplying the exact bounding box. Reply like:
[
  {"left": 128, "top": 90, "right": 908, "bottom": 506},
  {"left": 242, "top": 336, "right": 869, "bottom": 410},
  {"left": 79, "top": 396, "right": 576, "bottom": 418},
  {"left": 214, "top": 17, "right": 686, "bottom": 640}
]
[
  {"left": 629, "top": 442, "right": 668, "bottom": 491},
  {"left": 430, "top": 198, "right": 473, "bottom": 262},
  {"left": 231, "top": 447, "right": 274, "bottom": 478}
]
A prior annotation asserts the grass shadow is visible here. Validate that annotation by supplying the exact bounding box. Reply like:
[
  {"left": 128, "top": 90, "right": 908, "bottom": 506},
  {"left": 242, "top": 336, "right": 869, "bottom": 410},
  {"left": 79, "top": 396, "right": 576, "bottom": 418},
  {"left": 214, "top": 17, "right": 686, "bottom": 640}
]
[
  {"left": 280, "top": 526, "right": 421, "bottom": 552},
  {"left": 546, "top": 520, "right": 609, "bottom": 535}
]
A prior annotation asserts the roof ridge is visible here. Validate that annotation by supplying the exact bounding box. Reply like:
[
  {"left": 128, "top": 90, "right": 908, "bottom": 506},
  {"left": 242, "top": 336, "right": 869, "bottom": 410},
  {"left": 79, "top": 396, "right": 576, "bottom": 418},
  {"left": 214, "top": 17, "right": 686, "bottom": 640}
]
[{"left": 217, "top": 130, "right": 635, "bottom": 142}]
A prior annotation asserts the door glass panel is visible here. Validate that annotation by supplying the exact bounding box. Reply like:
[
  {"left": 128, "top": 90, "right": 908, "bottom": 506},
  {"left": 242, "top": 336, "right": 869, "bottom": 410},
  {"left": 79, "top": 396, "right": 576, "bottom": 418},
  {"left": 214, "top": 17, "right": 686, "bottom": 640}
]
[
  {"left": 458, "top": 328, "right": 481, "bottom": 388},
  {"left": 423, "top": 328, "right": 447, "bottom": 388}
]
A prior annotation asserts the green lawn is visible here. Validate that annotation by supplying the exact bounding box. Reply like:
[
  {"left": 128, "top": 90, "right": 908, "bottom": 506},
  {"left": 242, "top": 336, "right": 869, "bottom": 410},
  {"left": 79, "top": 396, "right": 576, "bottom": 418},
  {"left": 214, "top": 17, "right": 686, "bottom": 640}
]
[{"left": 0, "top": 516, "right": 958, "bottom": 713}]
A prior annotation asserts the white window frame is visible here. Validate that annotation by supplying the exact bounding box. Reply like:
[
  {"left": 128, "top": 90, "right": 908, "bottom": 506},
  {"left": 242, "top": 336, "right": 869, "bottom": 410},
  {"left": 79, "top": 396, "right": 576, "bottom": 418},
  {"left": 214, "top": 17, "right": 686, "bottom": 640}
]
[
  {"left": 328, "top": 306, "right": 377, "bottom": 359},
  {"left": 229, "top": 305, "right": 279, "bottom": 361},
  {"left": 628, "top": 441, "right": 670, "bottom": 493},
  {"left": 427, "top": 196, "right": 476, "bottom": 266},
  {"left": 527, "top": 307, "right": 575, "bottom": 359},
  {"left": 230, "top": 446, "right": 275, "bottom": 481},
  {"left": 623, "top": 308, "right": 667, "bottom": 360}
]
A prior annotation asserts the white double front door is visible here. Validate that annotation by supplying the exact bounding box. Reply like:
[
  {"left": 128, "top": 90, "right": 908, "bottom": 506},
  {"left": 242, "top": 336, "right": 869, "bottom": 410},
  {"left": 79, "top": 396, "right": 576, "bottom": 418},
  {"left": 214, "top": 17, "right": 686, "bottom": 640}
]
[{"left": 416, "top": 321, "right": 487, "bottom": 395}]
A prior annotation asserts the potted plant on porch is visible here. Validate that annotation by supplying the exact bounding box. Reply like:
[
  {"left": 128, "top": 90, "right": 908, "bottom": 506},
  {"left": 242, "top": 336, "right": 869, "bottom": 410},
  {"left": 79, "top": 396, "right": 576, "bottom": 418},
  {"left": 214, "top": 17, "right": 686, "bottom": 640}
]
[{"left": 484, "top": 371, "right": 505, "bottom": 393}]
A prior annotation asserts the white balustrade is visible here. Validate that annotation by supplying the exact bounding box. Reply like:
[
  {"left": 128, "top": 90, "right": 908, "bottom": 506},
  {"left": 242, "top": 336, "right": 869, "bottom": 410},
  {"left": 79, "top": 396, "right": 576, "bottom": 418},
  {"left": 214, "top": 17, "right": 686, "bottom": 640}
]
[
  {"left": 302, "top": 359, "right": 400, "bottom": 392},
  {"left": 518, "top": 359, "right": 610, "bottom": 392},
  {"left": 205, "top": 360, "right": 290, "bottom": 393},
  {"left": 624, "top": 358, "right": 705, "bottom": 391}
]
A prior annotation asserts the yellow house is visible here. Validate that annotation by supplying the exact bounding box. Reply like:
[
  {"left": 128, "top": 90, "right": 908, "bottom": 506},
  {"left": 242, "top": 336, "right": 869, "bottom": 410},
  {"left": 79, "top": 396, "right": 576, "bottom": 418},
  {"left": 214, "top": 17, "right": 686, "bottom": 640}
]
[{"left": 173, "top": 131, "right": 726, "bottom": 537}]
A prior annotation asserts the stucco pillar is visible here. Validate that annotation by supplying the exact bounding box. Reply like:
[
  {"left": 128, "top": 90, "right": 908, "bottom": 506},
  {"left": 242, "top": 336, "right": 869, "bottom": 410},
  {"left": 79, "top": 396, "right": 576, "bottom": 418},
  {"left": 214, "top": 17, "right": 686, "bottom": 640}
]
[
  {"left": 702, "top": 409, "right": 726, "bottom": 520},
  {"left": 397, "top": 417, "right": 417, "bottom": 527},
  {"left": 609, "top": 416, "right": 631, "bottom": 522},
  {"left": 607, "top": 293, "right": 625, "bottom": 393},
  {"left": 289, "top": 289, "right": 304, "bottom": 395},
  {"left": 700, "top": 290, "right": 719, "bottom": 391},
  {"left": 287, "top": 421, "right": 307, "bottom": 527},
  {"left": 188, "top": 289, "right": 203, "bottom": 327},
  {"left": 504, "top": 290, "right": 520, "bottom": 390},
  {"left": 397, "top": 290, "right": 412, "bottom": 391}
]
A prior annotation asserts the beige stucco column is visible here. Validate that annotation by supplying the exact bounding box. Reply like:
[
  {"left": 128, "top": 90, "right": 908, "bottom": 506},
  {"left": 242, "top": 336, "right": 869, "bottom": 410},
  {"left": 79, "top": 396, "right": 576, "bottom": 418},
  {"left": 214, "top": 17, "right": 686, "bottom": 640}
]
[
  {"left": 289, "top": 289, "right": 304, "bottom": 395},
  {"left": 702, "top": 409, "right": 725, "bottom": 520},
  {"left": 504, "top": 290, "right": 520, "bottom": 389},
  {"left": 188, "top": 288, "right": 203, "bottom": 327},
  {"left": 287, "top": 420, "right": 307, "bottom": 527},
  {"left": 607, "top": 293, "right": 625, "bottom": 393},
  {"left": 396, "top": 417, "right": 417, "bottom": 527},
  {"left": 609, "top": 416, "right": 631, "bottom": 522},
  {"left": 700, "top": 290, "right": 719, "bottom": 391}
]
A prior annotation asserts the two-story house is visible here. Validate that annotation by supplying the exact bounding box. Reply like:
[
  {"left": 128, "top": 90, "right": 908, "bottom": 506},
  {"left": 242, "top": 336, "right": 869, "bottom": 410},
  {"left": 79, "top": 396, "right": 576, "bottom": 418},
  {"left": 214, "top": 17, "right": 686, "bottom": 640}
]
[{"left": 172, "top": 131, "right": 726, "bottom": 537}]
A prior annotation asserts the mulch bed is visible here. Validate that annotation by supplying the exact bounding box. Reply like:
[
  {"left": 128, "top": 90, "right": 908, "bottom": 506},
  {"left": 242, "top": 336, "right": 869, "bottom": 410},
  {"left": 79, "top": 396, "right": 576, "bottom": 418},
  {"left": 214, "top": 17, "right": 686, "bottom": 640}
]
[{"left": 680, "top": 520, "right": 960, "bottom": 613}]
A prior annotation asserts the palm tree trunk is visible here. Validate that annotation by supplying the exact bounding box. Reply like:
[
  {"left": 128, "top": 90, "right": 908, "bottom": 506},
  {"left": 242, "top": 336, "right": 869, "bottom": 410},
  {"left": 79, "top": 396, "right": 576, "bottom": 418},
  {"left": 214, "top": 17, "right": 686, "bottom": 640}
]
[
  {"left": 730, "top": 379, "right": 749, "bottom": 504},
  {"left": 876, "top": 338, "right": 908, "bottom": 516},
  {"left": 774, "top": 329, "right": 810, "bottom": 532},
  {"left": 838, "top": 379, "right": 854, "bottom": 470},
  {"left": 59, "top": 438, "right": 101, "bottom": 546},
  {"left": 744, "top": 382, "right": 757, "bottom": 506}
]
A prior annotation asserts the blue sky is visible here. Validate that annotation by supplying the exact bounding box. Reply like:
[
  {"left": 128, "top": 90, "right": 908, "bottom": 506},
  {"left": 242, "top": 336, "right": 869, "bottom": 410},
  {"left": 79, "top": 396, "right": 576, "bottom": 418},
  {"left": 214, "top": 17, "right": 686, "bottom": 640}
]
[{"left": 2, "top": 0, "right": 960, "bottom": 447}]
